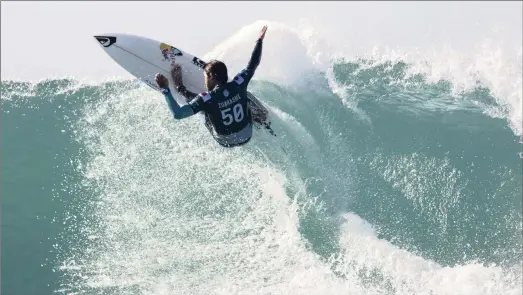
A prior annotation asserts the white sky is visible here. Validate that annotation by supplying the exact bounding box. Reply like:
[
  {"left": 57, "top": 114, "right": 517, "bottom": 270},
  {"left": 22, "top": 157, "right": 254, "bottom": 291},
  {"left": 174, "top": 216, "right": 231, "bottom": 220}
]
[{"left": 1, "top": 1, "right": 521, "bottom": 82}]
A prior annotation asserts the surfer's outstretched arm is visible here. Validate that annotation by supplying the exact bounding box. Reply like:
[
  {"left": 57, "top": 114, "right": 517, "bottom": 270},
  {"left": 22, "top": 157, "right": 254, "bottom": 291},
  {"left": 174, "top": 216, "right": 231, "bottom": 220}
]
[
  {"left": 246, "top": 38, "right": 263, "bottom": 74},
  {"left": 233, "top": 25, "right": 266, "bottom": 86},
  {"left": 247, "top": 25, "right": 267, "bottom": 73}
]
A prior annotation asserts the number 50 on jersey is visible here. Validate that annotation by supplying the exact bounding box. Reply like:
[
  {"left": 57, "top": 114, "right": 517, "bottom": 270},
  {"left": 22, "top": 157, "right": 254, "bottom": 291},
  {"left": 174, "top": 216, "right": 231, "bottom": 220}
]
[{"left": 221, "top": 103, "right": 245, "bottom": 125}]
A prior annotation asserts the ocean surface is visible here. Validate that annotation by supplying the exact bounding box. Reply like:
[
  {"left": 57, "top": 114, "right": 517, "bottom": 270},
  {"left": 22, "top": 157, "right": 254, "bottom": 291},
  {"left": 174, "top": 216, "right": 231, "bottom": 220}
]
[{"left": 2, "top": 24, "right": 522, "bottom": 295}]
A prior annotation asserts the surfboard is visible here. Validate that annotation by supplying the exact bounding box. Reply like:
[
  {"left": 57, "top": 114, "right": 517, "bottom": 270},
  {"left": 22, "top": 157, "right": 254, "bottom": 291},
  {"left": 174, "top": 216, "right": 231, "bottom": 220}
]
[
  {"left": 93, "top": 33, "right": 270, "bottom": 127},
  {"left": 94, "top": 33, "right": 207, "bottom": 106}
]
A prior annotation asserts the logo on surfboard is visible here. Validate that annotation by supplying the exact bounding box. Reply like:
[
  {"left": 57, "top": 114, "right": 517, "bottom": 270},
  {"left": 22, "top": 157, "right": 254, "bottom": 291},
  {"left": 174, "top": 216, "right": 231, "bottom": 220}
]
[
  {"left": 95, "top": 36, "right": 117, "bottom": 47},
  {"left": 160, "top": 43, "right": 182, "bottom": 64},
  {"left": 192, "top": 56, "right": 206, "bottom": 68}
]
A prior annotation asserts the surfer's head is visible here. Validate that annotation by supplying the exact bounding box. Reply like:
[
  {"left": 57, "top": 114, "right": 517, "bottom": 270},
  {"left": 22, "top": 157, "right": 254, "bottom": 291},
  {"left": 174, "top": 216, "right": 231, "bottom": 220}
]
[{"left": 203, "top": 60, "right": 228, "bottom": 90}]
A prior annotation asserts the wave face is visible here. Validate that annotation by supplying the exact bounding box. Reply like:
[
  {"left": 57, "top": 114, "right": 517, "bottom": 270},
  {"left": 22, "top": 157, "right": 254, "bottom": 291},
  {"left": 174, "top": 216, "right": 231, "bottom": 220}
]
[{"left": 1, "top": 22, "right": 521, "bottom": 295}]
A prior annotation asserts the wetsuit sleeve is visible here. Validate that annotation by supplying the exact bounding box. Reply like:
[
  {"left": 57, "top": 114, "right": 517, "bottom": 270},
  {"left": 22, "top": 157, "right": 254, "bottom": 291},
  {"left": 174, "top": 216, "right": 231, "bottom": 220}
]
[
  {"left": 246, "top": 39, "right": 263, "bottom": 74},
  {"left": 161, "top": 87, "right": 196, "bottom": 120},
  {"left": 232, "top": 39, "right": 263, "bottom": 87}
]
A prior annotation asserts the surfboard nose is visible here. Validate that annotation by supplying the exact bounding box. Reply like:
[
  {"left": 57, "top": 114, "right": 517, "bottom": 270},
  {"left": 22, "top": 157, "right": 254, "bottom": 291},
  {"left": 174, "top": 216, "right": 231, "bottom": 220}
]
[{"left": 94, "top": 35, "right": 117, "bottom": 48}]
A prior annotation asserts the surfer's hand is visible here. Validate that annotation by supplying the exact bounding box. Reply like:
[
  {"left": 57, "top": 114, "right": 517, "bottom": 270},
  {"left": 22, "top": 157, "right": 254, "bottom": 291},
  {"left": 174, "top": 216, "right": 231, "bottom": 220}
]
[
  {"left": 170, "top": 65, "right": 184, "bottom": 87},
  {"left": 258, "top": 25, "right": 267, "bottom": 40},
  {"left": 155, "top": 73, "right": 169, "bottom": 88}
]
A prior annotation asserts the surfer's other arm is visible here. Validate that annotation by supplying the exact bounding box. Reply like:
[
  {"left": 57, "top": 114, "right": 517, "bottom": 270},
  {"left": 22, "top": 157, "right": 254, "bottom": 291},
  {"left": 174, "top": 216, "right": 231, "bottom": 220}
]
[
  {"left": 155, "top": 73, "right": 195, "bottom": 120},
  {"left": 237, "top": 25, "right": 266, "bottom": 85}
]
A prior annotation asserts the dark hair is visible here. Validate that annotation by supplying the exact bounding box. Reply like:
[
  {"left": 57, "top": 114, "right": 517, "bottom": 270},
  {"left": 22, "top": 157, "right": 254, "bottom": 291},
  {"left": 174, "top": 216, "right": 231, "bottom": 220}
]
[{"left": 204, "top": 60, "right": 228, "bottom": 84}]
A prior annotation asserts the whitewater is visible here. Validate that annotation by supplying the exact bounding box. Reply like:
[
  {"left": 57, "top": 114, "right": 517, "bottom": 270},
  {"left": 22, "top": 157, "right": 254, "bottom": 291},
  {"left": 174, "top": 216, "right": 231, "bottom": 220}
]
[{"left": 1, "top": 20, "right": 522, "bottom": 295}]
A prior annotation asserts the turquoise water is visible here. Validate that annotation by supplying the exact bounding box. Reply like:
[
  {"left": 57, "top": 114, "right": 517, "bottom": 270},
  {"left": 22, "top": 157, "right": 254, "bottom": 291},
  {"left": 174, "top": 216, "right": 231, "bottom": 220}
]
[{"left": 1, "top": 58, "right": 522, "bottom": 294}]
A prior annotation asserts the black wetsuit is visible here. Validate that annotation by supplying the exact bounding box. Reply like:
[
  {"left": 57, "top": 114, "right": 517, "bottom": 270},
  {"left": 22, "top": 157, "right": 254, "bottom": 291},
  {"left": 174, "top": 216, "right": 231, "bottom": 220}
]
[{"left": 161, "top": 38, "right": 263, "bottom": 147}]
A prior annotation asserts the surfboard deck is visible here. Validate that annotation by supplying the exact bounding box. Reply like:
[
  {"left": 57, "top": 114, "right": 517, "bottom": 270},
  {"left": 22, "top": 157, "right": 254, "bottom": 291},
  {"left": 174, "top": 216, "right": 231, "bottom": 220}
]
[{"left": 94, "top": 33, "right": 269, "bottom": 126}]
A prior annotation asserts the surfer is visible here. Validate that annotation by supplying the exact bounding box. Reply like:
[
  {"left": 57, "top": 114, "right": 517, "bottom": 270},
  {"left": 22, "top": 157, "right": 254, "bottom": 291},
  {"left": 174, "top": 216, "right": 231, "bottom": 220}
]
[{"left": 155, "top": 25, "right": 268, "bottom": 148}]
